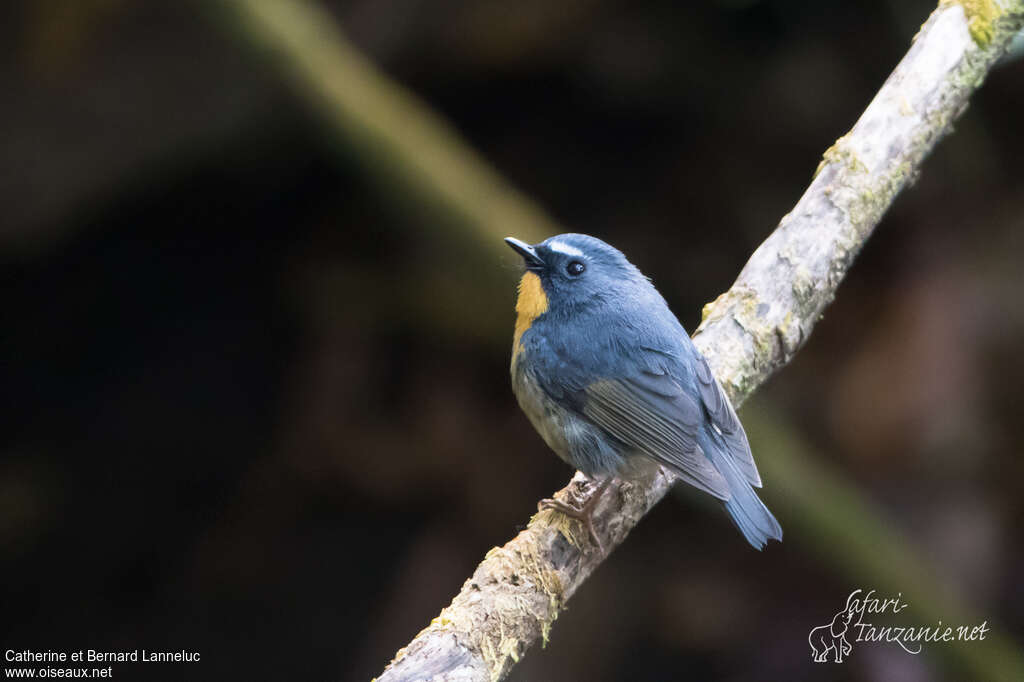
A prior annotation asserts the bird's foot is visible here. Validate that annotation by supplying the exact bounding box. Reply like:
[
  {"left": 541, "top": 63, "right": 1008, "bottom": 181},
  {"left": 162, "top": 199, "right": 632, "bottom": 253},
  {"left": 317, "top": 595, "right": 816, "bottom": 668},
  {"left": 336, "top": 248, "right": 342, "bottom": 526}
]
[{"left": 538, "top": 478, "right": 611, "bottom": 553}]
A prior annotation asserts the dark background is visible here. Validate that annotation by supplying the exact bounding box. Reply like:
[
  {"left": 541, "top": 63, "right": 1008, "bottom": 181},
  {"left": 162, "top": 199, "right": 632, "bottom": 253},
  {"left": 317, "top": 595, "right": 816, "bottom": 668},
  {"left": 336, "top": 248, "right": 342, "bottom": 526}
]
[{"left": 2, "top": 1, "right": 1023, "bottom": 680}]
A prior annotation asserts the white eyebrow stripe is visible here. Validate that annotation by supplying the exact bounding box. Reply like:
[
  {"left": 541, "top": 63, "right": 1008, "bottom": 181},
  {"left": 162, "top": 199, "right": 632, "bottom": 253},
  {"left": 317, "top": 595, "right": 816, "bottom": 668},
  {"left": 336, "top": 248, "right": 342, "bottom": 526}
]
[{"left": 547, "top": 241, "right": 585, "bottom": 258}]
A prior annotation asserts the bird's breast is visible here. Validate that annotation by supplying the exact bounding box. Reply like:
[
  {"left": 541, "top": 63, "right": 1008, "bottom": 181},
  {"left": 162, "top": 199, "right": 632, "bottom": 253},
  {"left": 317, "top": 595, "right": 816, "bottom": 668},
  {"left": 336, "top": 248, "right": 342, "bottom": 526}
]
[{"left": 510, "top": 359, "right": 573, "bottom": 465}]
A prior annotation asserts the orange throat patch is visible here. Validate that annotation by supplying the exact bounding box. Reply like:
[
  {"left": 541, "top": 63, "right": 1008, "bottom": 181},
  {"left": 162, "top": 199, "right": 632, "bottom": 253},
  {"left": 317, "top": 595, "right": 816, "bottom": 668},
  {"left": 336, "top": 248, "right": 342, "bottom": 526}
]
[{"left": 512, "top": 271, "right": 548, "bottom": 358}]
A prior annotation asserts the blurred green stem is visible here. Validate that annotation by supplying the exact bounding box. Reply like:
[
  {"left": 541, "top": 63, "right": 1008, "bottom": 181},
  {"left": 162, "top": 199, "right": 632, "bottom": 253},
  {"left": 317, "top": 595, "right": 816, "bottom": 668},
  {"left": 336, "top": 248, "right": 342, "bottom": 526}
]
[
  {"left": 745, "top": 402, "right": 1024, "bottom": 682},
  {"left": 208, "top": 0, "right": 552, "bottom": 259}
]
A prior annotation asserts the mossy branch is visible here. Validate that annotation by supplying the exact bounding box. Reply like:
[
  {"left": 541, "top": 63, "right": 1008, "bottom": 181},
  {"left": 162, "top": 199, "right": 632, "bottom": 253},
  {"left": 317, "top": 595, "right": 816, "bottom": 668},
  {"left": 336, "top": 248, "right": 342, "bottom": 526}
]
[
  {"left": 375, "top": 3, "right": 1023, "bottom": 679},
  {"left": 204, "top": 0, "right": 1024, "bottom": 680}
]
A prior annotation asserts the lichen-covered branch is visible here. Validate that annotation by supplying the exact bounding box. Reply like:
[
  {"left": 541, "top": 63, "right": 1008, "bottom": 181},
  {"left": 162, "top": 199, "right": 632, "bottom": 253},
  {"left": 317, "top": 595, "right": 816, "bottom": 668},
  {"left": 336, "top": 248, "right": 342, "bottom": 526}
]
[
  {"left": 697, "top": 0, "right": 1024, "bottom": 399},
  {"left": 374, "top": 3, "right": 1024, "bottom": 680}
]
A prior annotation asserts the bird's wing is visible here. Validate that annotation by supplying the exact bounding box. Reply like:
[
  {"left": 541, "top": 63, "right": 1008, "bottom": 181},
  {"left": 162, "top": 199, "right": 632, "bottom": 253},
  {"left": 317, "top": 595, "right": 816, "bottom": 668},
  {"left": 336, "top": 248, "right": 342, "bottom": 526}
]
[
  {"left": 692, "top": 352, "right": 762, "bottom": 487},
  {"left": 580, "top": 370, "right": 731, "bottom": 500}
]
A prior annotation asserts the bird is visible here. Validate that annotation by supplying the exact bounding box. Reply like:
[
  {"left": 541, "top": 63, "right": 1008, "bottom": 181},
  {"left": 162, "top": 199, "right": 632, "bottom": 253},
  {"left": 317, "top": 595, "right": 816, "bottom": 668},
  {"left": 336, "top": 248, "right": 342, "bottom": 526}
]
[{"left": 504, "top": 233, "right": 782, "bottom": 551}]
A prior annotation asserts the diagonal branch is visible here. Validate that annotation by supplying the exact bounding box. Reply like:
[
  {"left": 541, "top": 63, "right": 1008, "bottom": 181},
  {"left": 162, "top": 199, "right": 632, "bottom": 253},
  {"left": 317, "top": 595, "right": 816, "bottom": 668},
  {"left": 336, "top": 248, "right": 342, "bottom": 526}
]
[
  {"left": 203, "top": 0, "right": 1023, "bottom": 679},
  {"left": 369, "top": 3, "right": 1024, "bottom": 680}
]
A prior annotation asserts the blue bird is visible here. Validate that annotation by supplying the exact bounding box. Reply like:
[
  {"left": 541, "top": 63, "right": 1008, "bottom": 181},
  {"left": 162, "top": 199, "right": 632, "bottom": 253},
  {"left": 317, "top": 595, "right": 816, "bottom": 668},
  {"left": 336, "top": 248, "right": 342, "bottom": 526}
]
[{"left": 505, "top": 234, "right": 782, "bottom": 551}]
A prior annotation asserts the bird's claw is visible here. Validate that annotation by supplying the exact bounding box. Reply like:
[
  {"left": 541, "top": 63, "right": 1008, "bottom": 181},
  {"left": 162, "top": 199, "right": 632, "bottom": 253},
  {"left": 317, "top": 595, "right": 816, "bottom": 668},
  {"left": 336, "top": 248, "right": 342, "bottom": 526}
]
[{"left": 537, "top": 478, "right": 611, "bottom": 553}]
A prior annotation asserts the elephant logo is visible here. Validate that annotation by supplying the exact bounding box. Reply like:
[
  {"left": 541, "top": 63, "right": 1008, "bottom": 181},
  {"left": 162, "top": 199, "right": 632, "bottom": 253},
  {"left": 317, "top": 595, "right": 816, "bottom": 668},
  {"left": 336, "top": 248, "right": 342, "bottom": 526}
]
[{"left": 808, "top": 589, "right": 860, "bottom": 663}]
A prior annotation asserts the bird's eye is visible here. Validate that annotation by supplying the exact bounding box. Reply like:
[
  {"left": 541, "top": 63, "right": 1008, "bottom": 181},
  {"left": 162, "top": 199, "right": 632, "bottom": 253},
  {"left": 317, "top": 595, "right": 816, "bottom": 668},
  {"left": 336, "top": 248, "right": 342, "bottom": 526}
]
[{"left": 566, "top": 261, "right": 586, "bottom": 277}]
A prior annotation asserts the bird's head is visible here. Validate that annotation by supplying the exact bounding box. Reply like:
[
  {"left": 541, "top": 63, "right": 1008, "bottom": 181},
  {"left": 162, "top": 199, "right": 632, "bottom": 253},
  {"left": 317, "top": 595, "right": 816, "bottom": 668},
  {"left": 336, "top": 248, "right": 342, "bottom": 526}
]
[{"left": 504, "top": 233, "right": 648, "bottom": 318}]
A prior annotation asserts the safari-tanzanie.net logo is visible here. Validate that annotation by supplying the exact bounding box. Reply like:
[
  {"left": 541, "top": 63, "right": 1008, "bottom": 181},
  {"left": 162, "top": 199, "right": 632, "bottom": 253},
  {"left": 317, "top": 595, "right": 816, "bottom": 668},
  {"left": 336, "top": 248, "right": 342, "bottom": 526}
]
[{"left": 808, "top": 589, "right": 990, "bottom": 663}]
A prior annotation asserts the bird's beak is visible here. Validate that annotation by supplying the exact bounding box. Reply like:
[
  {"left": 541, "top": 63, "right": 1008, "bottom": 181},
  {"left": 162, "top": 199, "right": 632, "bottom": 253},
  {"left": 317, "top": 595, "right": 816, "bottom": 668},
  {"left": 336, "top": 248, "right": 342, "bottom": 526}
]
[{"left": 504, "top": 237, "right": 545, "bottom": 270}]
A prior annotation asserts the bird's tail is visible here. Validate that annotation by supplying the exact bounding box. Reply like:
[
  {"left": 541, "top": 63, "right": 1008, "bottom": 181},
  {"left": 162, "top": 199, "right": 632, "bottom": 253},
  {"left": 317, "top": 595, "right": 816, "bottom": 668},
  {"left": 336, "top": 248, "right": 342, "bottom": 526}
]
[{"left": 710, "top": 446, "right": 783, "bottom": 550}]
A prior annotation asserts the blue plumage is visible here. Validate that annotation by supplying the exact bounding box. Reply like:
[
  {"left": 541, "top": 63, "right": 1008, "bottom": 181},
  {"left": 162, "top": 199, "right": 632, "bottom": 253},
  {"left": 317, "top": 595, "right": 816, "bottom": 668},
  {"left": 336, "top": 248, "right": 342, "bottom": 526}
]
[{"left": 506, "top": 233, "right": 782, "bottom": 550}]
